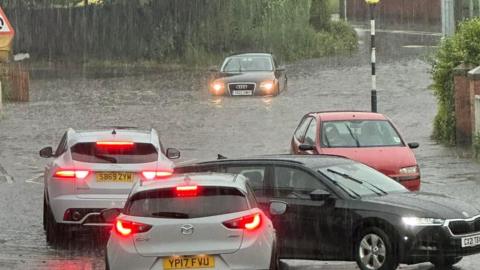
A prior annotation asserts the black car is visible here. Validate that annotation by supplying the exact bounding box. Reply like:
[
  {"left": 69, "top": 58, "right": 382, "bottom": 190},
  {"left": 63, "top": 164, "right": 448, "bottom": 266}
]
[
  {"left": 176, "top": 155, "right": 480, "bottom": 270},
  {"left": 208, "top": 53, "right": 287, "bottom": 96}
]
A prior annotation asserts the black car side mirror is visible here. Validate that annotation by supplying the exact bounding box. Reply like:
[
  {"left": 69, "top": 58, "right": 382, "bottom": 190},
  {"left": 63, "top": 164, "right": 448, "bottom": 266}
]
[
  {"left": 39, "top": 147, "right": 54, "bottom": 158},
  {"left": 276, "top": 66, "right": 286, "bottom": 72},
  {"left": 166, "top": 148, "right": 181, "bottom": 159},
  {"left": 100, "top": 208, "right": 122, "bottom": 223},
  {"left": 269, "top": 201, "right": 287, "bottom": 216},
  {"left": 408, "top": 142, "right": 419, "bottom": 149},
  {"left": 299, "top": 144, "right": 315, "bottom": 151},
  {"left": 310, "top": 189, "right": 331, "bottom": 201}
]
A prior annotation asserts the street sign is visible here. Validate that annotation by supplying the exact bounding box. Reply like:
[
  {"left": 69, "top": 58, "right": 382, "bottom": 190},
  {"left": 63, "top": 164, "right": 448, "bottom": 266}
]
[
  {"left": 0, "top": 6, "right": 14, "bottom": 63},
  {"left": 0, "top": 7, "right": 13, "bottom": 35}
]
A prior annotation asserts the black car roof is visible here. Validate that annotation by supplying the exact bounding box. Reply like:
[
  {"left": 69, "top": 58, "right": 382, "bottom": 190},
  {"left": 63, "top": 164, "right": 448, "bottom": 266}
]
[{"left": 177, "top": 154, "right": 353, "bottom": 170}]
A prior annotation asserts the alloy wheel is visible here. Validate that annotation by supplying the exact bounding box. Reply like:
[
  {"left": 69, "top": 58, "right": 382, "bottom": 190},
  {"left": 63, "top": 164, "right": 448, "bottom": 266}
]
[{"left": 358, "top": 233, "right": 386, "bottom": 270}]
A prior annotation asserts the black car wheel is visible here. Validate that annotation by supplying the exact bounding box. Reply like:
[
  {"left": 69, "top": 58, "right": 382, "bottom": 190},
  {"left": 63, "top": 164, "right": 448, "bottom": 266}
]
[
  {"left": 431, "top": 256, "right": 462, "bottom": 269},
  {"left": 43, "top": 196, "right": 47, "bottom": 231},
  {"left": 355, "top": 227, "right": 398, "bottom": 270},
  {"left": 269, "top": 243, "right": 279, "bottom": 270},
  {"left": 45, "top": 203, "right": 66, "bottom": 246}
]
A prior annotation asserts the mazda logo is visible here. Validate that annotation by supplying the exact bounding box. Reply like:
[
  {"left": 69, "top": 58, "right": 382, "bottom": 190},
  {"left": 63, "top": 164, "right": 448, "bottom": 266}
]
[
  {"left": 180, "top": 224, "right": 194, "bottom": 235},
  {"left": 235, "top": 84, "right": 248, "bottom": 90}
]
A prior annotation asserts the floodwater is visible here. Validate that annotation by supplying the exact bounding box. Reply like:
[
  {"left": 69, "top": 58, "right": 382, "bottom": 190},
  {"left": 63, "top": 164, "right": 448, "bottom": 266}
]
[{"left": 0, "top": 29, "right": 479, "bottom": 269}]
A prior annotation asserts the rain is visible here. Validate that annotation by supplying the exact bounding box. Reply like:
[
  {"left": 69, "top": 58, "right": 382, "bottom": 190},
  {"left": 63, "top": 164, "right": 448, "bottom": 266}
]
[{"left": 0, "top": 0, "right": 480, "bottom": 269}]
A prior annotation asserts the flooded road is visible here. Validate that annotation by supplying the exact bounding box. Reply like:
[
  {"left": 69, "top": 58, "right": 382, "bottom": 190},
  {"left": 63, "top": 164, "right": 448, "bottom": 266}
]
[{"left": 1, "top": 29, "right": 480, "bottom": 269}]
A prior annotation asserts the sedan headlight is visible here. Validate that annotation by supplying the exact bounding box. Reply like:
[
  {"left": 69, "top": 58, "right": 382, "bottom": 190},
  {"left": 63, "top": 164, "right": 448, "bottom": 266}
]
[
  {"left": 259, "top": 80, "right": 274, "bottom": 91},
  {"left": 211, "top": 81, "right": 224, "bottom": 92},
  {"left": 402, "top": 217, "right": 445, "bottom": 226},
  {"left": 399, "top": 166, "right": 418, "bottom": 174}
]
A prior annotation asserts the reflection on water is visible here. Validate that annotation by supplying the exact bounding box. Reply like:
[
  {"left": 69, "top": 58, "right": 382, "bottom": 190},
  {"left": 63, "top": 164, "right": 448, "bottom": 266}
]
[{"left": 209, "top": 96, "right": 224, "bottom": 108}]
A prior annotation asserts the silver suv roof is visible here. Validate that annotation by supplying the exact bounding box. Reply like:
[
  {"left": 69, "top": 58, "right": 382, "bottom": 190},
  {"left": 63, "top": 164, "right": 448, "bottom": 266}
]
[{"left": 66, "top": 128, "right": 159, "bottom": 146}]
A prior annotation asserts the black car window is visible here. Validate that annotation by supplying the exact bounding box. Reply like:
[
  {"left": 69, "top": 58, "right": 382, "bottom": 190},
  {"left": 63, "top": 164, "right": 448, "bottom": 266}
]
[
  {"left": 304, "top": 119, "right": 318, "bottom": 145},
  {"left": 294, "top": 117, "right": 313, "bottom": 142},
  {"left": 273, "top": 166, "right": 326, "bottom": 199},
  {"left": 319, "top": 163, "right": 408, "bottom": 197},
  {"left": 224, "top": 166, "right": 265, "bottom": 189},
  {"left": 245, "top": 183, "right": 258, "bottom": 208},
  {"left": 54, "top": 132, "right": 68, "bottom": 157}
]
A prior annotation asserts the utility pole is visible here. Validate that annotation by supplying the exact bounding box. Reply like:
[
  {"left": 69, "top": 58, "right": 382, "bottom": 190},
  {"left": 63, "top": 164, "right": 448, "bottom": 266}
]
[
  {"left": 365, "top": 0, "right": 379, "bottom": 112},
  {"left": 442, "top": 0, "right": 455, "bottom": 36}
]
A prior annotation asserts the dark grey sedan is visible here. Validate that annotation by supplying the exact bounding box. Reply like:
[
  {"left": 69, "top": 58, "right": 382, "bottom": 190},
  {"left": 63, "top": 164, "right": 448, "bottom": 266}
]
[{"left": 209, "top": 53, "right": 287, "bottom": 96}]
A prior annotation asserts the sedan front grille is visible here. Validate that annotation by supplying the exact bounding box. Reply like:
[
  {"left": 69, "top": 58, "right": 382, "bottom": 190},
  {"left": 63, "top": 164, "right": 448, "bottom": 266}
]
[
  {"left": 448, "top": 217, "right": 480, "bottom": 235},
  {"left": 228, "top": 83, "right": 255, "bottom": 91}
]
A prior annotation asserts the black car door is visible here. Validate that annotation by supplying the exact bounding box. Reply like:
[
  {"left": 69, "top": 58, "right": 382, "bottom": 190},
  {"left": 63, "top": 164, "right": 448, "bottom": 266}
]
[{"left": 269, "top": 165, "right": 351, "bottom": 260}]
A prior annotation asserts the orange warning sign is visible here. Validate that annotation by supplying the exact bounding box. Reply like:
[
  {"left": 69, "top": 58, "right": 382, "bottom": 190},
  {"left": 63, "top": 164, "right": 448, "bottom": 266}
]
[{"left": 0, "top": 6, "right": 14, "bottom": 62}]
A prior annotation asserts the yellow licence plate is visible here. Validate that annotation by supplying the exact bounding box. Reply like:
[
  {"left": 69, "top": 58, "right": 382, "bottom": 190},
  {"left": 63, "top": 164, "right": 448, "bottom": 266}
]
[
  {"left": 163, "top": 256, "right": 215, "bottom": 269},
  {"left": 96, "top": 172, "right": 133, "bottom": 183}
]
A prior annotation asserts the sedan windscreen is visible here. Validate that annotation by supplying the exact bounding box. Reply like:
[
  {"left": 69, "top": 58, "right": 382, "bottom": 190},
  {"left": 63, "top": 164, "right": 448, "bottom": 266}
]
[
  {"left": 222, "top": 56, "right": 273, "bottom": 72},
  {"left": 321, "top": 120, "right": 404, "bottom": 147},
  {"left": 125, "top": 187, "right": 249, "bottom": 218},
  {"left": 71, "top": 142, "right": 158, "bottom": 163}
]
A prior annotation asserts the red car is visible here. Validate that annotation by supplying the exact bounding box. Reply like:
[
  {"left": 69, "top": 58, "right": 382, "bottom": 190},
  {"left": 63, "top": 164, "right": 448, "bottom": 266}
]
[{"left": 290, "top": 111, "right": 421, "bottom": 191}]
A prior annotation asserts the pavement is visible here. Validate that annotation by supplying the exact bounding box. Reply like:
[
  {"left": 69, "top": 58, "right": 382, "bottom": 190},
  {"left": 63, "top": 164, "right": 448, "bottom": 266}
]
[{"left": 0, "top": 28, "right": 479, "bottom": 269}]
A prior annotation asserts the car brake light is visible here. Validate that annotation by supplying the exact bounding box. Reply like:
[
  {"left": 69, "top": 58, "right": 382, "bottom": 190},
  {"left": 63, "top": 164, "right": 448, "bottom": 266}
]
[
  {"left": 141, "top": 170, "right": 173, "bottom": 180},
  {"left": 96, "top": 141, "right": 134, "bottom": 149},
  {"left": 114, "top": 220, "right": 152, "bottom": 236},
  {"left": 54, "top": 169, "right": 90, "bottom": 179},
  {"left": 175, "top": 185, "right": 198, "bottom": 197},
  {"left": 223, "top": 213, "right": 262, "bottom": 231}
]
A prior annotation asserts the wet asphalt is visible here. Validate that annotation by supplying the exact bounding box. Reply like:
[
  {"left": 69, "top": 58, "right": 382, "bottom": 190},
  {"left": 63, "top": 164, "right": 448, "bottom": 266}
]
[{"left": 0, "top": 29, "right": 479, "bottom": 269}]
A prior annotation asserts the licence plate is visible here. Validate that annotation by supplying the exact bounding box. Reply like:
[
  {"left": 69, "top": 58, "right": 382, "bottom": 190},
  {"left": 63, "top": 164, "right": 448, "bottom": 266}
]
[
  {"left": 163, "top": 255, "right": 215, "bottom": 269},
  {"left": 232, "top": 90, "right": 253, "bottom": 96},
  {"left": 461, "top": 234, "right": 480, "bottom": 248},
  {"left": 96, "top": 172, "right": 133, "bottom": 183}
]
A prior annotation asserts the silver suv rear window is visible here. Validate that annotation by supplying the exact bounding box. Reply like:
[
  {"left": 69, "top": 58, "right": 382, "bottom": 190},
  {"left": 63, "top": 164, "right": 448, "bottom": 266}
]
[
  {"left": 125, "top": 187, "right": 249, "bottom": 218},
  {"left": 71, "top": 142, "right": 158, "bottom": 163}
]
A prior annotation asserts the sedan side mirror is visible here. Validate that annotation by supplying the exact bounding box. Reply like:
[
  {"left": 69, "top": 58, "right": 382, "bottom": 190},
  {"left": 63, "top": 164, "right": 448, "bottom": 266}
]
[
  {"left": 39, "top": 147, "right": 54, "bottom": 158},
  {"left": 299, "top": 144, "right": 315, "bottom": 151},
  {"left": 269, "top": 201, "right": 287, "bottom": 216},
  {"left": 100, "top": 208, "right": 122, "bottom": 223},
  {"left": 208, "top": 66, "right": 219, "bottom": 72},
  {"left": 276, "top": 66, "right": 286, "bottom": 72},
  {"left": 310, "top": 189, "right": 331, "bottom": 201},
  {"left": 408, "top": 142, "right": 419, "bottom": 149},
  {"left": 166, "top": 148, "right": 181, "bottom": 159}
]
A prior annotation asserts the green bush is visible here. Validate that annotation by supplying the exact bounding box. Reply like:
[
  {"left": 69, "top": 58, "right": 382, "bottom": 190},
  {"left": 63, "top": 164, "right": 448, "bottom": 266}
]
[{"left": 431, "top": 18, "right": 480, "bottom": 144}]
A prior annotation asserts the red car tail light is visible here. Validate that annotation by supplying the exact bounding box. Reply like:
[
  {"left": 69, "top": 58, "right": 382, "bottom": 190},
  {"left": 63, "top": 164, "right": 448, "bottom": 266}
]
[
  {"left": 175, "top": 185, "right": 198, "bottom": 197},
  {"left": 54, "top": 169, "right": 90, "bottom": 179},
  {"left": 114, "top": 220, "right": 152, "bottom": 236},
  {"left": 223, "top": 213, "right": 262, "bottom": 231},
  {"left": 141, "top": 170, "right": 173, "bottom": 180}
]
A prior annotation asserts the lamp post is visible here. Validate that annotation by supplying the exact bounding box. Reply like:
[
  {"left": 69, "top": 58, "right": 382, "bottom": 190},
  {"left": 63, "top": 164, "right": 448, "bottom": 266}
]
[{"left": 365, "top": 0, "right": 379, "bottom": 112}]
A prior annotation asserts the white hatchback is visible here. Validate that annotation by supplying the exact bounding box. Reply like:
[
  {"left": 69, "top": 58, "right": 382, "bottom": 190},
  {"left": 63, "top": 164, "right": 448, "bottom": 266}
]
[
  {"left": 40, "top": 127, "right": 180, "bottom": 244},
  {"left": 103, "top": 173, "right": 284, "bottom": 270}
]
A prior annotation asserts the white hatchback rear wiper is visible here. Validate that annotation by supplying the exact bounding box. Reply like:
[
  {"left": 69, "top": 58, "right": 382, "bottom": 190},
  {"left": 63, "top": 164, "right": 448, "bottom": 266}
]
[{"left": 151, "top": 212, "right": 189, "bottom": 219}]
